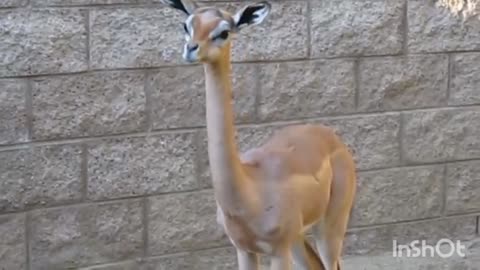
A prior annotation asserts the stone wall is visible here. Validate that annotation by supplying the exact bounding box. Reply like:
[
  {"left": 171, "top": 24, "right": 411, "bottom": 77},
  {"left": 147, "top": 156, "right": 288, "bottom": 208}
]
[{"left": 1, "top": 0, "right": 479, "bottom": 269}]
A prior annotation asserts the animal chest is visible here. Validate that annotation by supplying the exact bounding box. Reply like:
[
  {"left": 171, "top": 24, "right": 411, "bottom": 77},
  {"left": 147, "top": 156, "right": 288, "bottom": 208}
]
[{"left": 219, "top": 211, "right": 282, "bottom": 255}]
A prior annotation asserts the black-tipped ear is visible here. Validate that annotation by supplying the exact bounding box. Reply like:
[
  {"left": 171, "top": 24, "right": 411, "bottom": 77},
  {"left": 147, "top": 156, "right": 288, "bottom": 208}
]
[
  {"left": 161, "top": 0, "right": 197, "bottom": 15},
  {"left": 233, "top": 1, "right": 271, "bottom": 30}
]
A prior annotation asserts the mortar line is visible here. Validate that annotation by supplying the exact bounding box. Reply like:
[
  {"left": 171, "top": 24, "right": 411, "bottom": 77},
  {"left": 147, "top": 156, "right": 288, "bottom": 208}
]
[
  {"left": 142, "top": 197, "right": 149, "bottom": 257},
  {"left": 353, "top": 58, "right": 361, "bottom": 110},
  {"left": 2, "top": 103, "right": 479, "bottom": 151},
  {"left": 25, "top": 212, "right": 31, "bottom": 270},
  {"left": 3, "top": 49, "right": 480, "bottom": 80},
  {"left": 143, "top": 70, "right": 153, "bottom": 133},
  {"left": 0, "top": 188, "right": 215, "bottom": 217},
  {"left": 441, "top": 164, "right": 448, "bottom": 216},
  {"left": 81, "top": 143, "right": 88, "bottom": 201},
  {"left": 85, "top": 9, "right": 91, "bottom": 70},
  {"left": 349, "top": 211, "right": 480, "bottom": 230},
  {"left": 447, "top": 53, "right": 453, "bottom": 102},
  {"left": 25, "top": 79, "right": 33, "bottom": 142},
  {"left": 253, "top": 64, "right": 262, "bottom": 123},
  {"left": 398, "top": 113, "right": 405, "bottom": 165},
  {"left": 306, "top": 0, "right": 312, "bottom": 58},
  {"left": 402, "top": 0, "right": 408, "bottom": 55},
  {"left": 476, "top": 216, "right": 479, "bottom": 235},
  {"left": 193, "top": 129, "right": 207, "bottom": 189}
]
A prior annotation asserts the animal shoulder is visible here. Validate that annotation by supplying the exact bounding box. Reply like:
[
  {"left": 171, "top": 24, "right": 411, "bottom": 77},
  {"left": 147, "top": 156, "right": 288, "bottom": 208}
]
[{"left": 240, "top": 124, "right": 342, "bottom": 177}]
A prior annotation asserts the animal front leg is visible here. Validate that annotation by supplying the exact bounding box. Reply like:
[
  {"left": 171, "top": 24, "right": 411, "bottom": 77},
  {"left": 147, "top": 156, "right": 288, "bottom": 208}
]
[
  {"left": 270, "top": 248, "right": 292, "bottom": 270},
  {"left": 236, "top": 249, "right": 259, "bottom": 270}
]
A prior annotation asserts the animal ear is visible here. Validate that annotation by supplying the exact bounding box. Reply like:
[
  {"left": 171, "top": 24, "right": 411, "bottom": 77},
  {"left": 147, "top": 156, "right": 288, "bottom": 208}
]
[
  {"left": 233, "top": 1, "right": 271, "bottom": 31},
  {"left": 161, "top": 0, "right": 198, "bottom": 15}
]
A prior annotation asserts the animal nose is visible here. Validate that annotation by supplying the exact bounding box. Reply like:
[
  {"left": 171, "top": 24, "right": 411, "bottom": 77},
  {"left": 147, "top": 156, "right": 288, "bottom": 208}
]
[{"left": 187, "top": 43, "right": 198, "bottom": 52}]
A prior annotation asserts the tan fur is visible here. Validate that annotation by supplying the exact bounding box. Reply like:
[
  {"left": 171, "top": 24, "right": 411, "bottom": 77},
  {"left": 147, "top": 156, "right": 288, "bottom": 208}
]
[{"left": 163, "top": 1, "right": 356, "bottom": 269}]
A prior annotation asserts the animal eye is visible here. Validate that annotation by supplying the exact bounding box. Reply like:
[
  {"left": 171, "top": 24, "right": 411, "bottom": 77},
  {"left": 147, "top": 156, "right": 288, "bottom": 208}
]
[{"left": 214, "top": 30, "right": 229, "bottom": 40}]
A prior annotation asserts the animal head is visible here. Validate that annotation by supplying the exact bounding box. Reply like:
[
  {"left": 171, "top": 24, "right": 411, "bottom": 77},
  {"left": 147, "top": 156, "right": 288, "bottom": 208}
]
[{"left": 161, "top": 0, "right": 271, "bottom": 63}]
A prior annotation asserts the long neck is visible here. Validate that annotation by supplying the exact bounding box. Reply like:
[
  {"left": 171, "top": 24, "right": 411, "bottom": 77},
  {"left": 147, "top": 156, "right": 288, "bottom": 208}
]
[{"left": 204, "top": 46, "right": 247, "bottom": 206}]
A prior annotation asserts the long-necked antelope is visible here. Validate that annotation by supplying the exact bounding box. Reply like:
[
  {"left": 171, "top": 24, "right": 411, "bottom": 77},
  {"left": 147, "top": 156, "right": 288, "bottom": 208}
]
[{"left": 160, "top": 1, "right": 357, "bottom": 269}]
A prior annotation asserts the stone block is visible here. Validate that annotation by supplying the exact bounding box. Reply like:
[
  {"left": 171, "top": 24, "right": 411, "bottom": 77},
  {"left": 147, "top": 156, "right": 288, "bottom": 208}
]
[
  {"left": 149, "top": 64, "right": 257, "bottom": 129},
  {"left": 344, "top": 226, "right": 393, "bottom": 256},
  {"left": 402, "top": 108, "right": 480, "bottom": 163},
  {"left": 408, "top": 0, "right": 480, "bottom": 53},
  {"left": 391, "top": 216, "right": 478, "bottom": 246},
  {"left": 258, "top": 59, "right": 355, "bottom": 121},
  {"left": 446, "top": 160, "right": 480, "bottom": 214},
  {"left": 0, "top": 144, "right": 82, "bottom": 213},
  {"left": 450, "top": 53, "right": 480, "bottom": 106},
  {"left": 32, "top": 71, "right": 146, "bottom": 140},
  {"left": 351, "top": 166, "right": 443, "bottom": 226},
  {"left": 145, "top": 248, "right": 237, "bottom": 270},
  {"left": 148, "top": 190, "right": 228, "bottom": 255},
  {"left": 88, "top": 132, "right": 199, "bottom": 200},
  {"left": 311, "top": 0, "right": 404, "bottom": 57},
  {"left": 31, "top": 0, "right": 148, "bottom": 6},
  {"left": 0, "top": 0, "right": 26, "bottom": 7},
  {"left": 90, "top": 8, "right": 185, "bottom": 69},
  {"left": 30, "top": 199, "right": 143, "bottom": 270},
  {"left": 318, "top": 114, "right": 401, "bottom": 170},
  {"left": 0, "top": 214, "right": 26, "bottom": 270},
  {"left": 229, "top": 1, "right": 308, "bottom": 61},
  {"left": 0, "top": 79, "right": 28, "bottom": 145},
  {"left": 359, "top": 55, "right": 448, "bottom": 111},
  {"left": 0, "top": 9, "right": 87, "bottom": 77}
]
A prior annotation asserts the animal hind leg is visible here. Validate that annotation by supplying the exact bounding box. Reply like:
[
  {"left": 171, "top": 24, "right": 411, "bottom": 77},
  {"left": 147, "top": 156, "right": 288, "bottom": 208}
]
[{"left": 313, "top": 150, "right": 356, "bottom": 270}]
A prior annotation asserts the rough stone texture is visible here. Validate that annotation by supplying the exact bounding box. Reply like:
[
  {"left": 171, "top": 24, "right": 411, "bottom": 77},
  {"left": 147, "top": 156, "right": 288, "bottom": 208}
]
[
  {"left": 32, "top": 0, "right": 149, "bottom": 6},
  {"left": 0, "top": 9, "right": 87, "bottom": 77},
  {"left": 2, "top": 0, "right": 480, "bottom": 268},
  {"left": 408, "top": 0, "right": 480, "bottom": 53},
  {"left": 391, "top": 216, "right": 478, "bottom": 246},
  {"left": 0, "top": 79, "right": 28, "bottom": 145},
  {"left": 148, "top": 190, "right": 228, "bottom": 255},
  {"left": 79, "top": 248, "right": 237, "bottom": 270},
  {"left": 359, "top": 55, "right": 448, "bottom": 111},
  {"left": 446, "top": 160, "right": 480, "bottom": 214},
  {"left": 90, "top": 8, "right": 185, "bottom": 69},
  {"left": 450, "top": 53, "right": 480, "bottom": 106},
  {"left": 0, "top": 214, "right": 26, "bottom": 270},
  {"left": 311, "top": 0, "right": 404, "bottom": 57},
  {"left": 144, "top": 248, "right": 237, "bottom": 270},
  {"left": 258, "top": 59, "right": 355, "bottom": 121},
  {"left": 351, "top": 166, "right": 443, "bottom": 226},
  {"left": 149, "top": 64, "right": 257, "bottom": 129},
  {"left": 30, "top": 199, "right": 143, "bottom": 270},
  {"left": 342, "top": 237, "right": 480, "bottom": 270},
  {"left": 88, "top": 132, "right": 199, "bottom": 200},
  {"left": 344, "top": 226, "right": 394, "bottom": 256},
  {"left": 229, "top": 1, "right": 308, "bottom": 61},
  {"left": 32, "top": 71, "right": 146, "bottom": 140},
  {"left": 0, "top": 0, "right": 26, "bottom": 7},
  {"left": 318, "top": 114, "right": 401, "bottom": 170},
  {"left": 0, "top": 145, "right": 82, "bottom": 213},
  {"left": 402, "top": 108, "right": 480, "bottom": 163}
]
